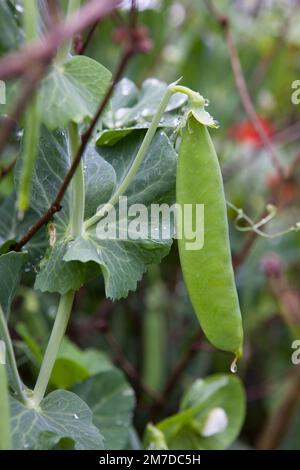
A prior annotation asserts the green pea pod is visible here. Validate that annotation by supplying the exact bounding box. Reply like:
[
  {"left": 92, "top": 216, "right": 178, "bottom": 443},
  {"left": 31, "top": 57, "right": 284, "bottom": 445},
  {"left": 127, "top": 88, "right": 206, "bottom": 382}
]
[{"left": 176, "top": 114, "right": 243, "bottom": 359}]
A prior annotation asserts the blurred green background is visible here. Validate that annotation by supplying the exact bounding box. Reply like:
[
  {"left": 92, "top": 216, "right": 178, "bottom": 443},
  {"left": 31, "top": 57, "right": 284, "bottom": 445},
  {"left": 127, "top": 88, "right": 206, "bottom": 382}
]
[{"left": 2, "top": 0, "right": 300, "bottom": 450}]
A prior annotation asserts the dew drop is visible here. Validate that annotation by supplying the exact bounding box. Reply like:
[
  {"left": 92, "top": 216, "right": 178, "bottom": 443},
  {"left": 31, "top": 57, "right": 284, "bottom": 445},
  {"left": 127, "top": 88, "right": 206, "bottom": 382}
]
[
  {"left": 122, "top": 388, "right": 134, "bottom": 397},
  {"left": 230, "top": 357, "right": 238, "bottom": 374},
  {"left": 73, "top": 413, "right": 79, "bottom": 420},
  {"left": 141, "top": 109, "right": 150, "bottom": 118},
  {"left": 115, "top": 108, "right": 127, "bottom": 120},
  {"left": 15, "top": 4, "right": 24, "bottom": 13},
  {"left": 17, "top": 209, "right": 24, "bottom": 222}
]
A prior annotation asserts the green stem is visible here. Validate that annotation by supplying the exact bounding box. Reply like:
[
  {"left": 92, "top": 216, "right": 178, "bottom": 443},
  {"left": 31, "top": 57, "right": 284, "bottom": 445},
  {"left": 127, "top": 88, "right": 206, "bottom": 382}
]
[
  {"left": 0, "top": 363, "right": 12, "bottom": 450},
  {"left": 57, "top": 0, "right": 81, "bottom": 61},
  {"left": 32, "top": 291, "right": 75, "bottom": 407},
  {"left": 32, "top": 121, "right": 84, "bottom": 407},
  {"left": 23, "top": 0, "right": 38, "bottom": 41},
  {"left": 142, "top": 266, "right": 167, "bottom": 392},
  {"left": 0, "top": 306, "right": 28, "bottom": 404},
  {"left": 68, "top": 122, "right": 85, "bottom": 237},
  {"left": 84, "top": 82, "right": 178, "bottom": 230},
  {"left": 171, "top": 85, "right": 205, "bottom": 105},
  {"left": 17, "top": 0, "right": 40, "bottom": 211}
]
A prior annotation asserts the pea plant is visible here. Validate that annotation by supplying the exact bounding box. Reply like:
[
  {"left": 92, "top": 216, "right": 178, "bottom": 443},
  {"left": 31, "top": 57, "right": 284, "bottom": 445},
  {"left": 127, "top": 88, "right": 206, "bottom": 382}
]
[{"left": 0, "top": 0, "right": 246, "bottom": 451}]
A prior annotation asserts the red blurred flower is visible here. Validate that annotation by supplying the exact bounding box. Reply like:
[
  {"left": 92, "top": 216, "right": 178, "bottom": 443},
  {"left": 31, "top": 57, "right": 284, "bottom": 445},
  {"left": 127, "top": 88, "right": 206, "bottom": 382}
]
[{"left": 229, "top": 117, "right": 274, "bottom": 148}]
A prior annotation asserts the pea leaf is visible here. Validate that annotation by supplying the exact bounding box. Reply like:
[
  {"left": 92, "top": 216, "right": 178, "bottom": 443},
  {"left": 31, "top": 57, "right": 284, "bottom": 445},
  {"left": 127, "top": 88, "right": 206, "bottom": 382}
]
[
  {"left": 84, "top": 146, "right": 116, "bottom": 219},
  {"left": 34, "top": 239, "right": 101, "bottom": 294},
  {"left": 29, "top": 127, "right": 176, "bottom": 299},
  {"left": 104, "top": 78, "right": 186, "bottom": 128},
  {"left": 57, "top": 338, "right": 113, "bottom": 375},
  {"left": 14, "top": 127, "right": 101, "bottom": 293},
  {"left": 0, "top": 1, "right": 22, "bottom": 54},
  {"left": 0, "top": 251, "right": 27, "bottom": 318},
  {"left": 0, "top": 194, "right": 47, "bottom": 267},
  {"left": 145, "top": 374, "right": 245, "bottom": 450},
  {"left": 98, "top": 78, "right": 186, "bottom": 145},
  {"left": 64, "top": 130, "right": 176, "bottom": 299},
  {"left": 50, "top": 338, "right": 113, "bottom": 389},
  {"left": 97, "top": 111, "right": 182, "bottom": 146},
  {"left": 10, "top": 389, "right": 104, "bottom": 450},
  {"left": 72, "top": 369, "right": 135, "bottom": 450},
  {"left": 50, "top": 359, "right": 90, "bottom": 390},
  {"left": 35, "top": 432, "right": 75, "bottom": 450},
  {"left": 15, "top": 127, "right": 69, "bottom": 224},
  {"left": 38, "top": 56, "right": 111, "bottom": 129}
]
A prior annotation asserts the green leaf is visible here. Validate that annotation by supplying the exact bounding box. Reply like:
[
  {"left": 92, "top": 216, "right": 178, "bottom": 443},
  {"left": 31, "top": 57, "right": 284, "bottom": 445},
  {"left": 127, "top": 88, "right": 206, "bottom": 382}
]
[
  {"left": 64, "top": 236, "right": 171, "bottom": 300},
  {"left": 145, "top": 374, "right": 245, "bottom": 450},
  {"left": 0, "top": 1, "right": 22, "bottom": 54},
  {"left": 57, "top": 338, "right": 113, "bottom": 375},
  {"left": 104, "top": 78, "right": 187, "bottom": 129},
  {"left": 72, "top": 369, "right": 135, "bottom": 450},
  {"left": 50, "top": 359, "right": 90, "bottom": 390},
  {"left": 50, "top": 338, "right": 113, "bottom": 389},
  {"left": 10, "top": 389, "right": 104, "bottom": 450},
  {"left": 0, "top": 194, "right": 46, "bottom": 267},
  {"left": 15, "top": 127, "right": 100, "bottom": 294},
  {"left": 84, "top": 147, "right": 116, "bottom": 219},
  {"left": 64, "top": 131, "right": 176, "bottom": 299},
  {"left": 15, "top": 127, "right": 70, "bottom": 225},
  {"left": 0, "top": 251, "right": 27, "bottom": 318},
  {"left": 105, "top": 78, "right": 139, "bottom": 121},
  {"left": 97, "top": 114, "right": 182, "bottom": 147},
  {"left": 31, "top": 126, "right": 176, "bottom": 298},
  {"left": 98, "top": 131, "right": 176, "bottom": 206},
  {"left": 97, "top": 128, "right": 138, "bottom": 146},
  {"left": 38, "top": 56, "right": 111, "bottom": 129},
  {"left": 35, "top": 432, "right": 75, "bottom": 450},
  {"left": 34, "top": 239, "right": 101, "bottom": 294},
  {"left": 98, "top": 78, "right": 186, "bottom": 145}
]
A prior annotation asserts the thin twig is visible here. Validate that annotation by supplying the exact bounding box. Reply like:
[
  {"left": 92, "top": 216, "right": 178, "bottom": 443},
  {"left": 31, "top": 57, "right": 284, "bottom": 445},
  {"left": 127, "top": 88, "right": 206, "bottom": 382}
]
[
  {"left": 130, "top": 0, "right": 139, "bottom": 29},
  {"left": 206, "top": 0, "right": 284, "bottom": 179},
  {"left": 77, "top": 21, "right": 99, "bottom": 55}
]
